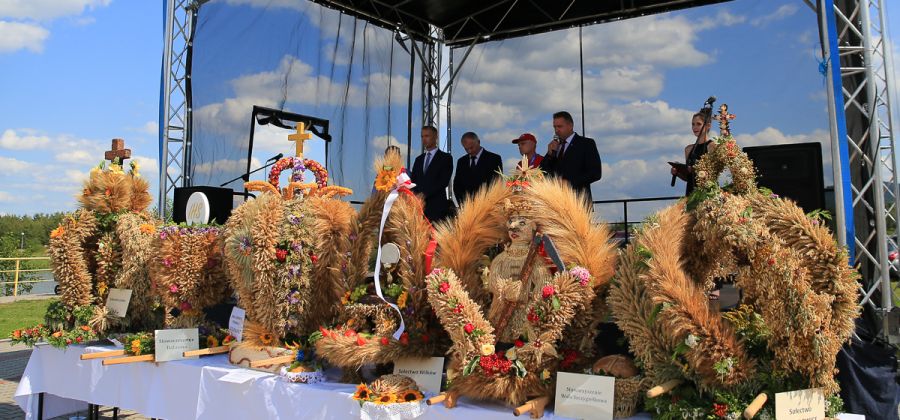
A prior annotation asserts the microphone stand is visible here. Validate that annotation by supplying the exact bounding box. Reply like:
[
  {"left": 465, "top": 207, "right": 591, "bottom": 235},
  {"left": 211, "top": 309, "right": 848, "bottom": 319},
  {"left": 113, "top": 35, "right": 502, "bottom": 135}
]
[
  {"left": 219, "top": 159, "right": 279, "bottom": 187},
  {"left": 672, "top": 97, "right": 716, "bottom": 187}
]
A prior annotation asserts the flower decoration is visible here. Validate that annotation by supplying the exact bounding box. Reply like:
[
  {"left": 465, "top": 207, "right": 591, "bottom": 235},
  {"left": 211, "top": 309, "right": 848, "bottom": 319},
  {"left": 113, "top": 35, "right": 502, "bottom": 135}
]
[{"left": 374, "top": 167, "right": 400, "bottom": 192}]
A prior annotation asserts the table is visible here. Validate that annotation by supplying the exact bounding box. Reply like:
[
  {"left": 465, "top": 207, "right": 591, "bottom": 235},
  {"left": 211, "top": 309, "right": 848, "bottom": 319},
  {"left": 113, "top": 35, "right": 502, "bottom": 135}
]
[{"left": 16, "top": 345, "right": 651, "bottom": 419}]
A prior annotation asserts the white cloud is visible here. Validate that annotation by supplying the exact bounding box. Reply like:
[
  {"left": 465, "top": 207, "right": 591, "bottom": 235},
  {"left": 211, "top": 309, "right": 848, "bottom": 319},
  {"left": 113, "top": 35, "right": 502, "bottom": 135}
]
[
  {"left": 0, "top": 21, "right": 49, "bottom": 53},
  {"left": 0, "top": 191, "right": 19, "bottom": 202},
  {"left": 0, "top": 0, "right": 111, "bottom": 21},
  {"left": 0, "top": 156, "right": 31, "bottom": 172},
  {"left": 136, "top": 121, "right": 158, "bottom": 135},
  {"left": 751, "top": 4, "right": 798, "bottom": 27},
  {"left": 0, "top": 129, "right": 51, "bottom": 150}
]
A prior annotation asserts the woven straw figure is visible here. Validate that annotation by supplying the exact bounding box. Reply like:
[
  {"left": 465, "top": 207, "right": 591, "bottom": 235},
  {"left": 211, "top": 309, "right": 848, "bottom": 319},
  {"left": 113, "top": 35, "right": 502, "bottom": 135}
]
[
  {"left": 426, "top": 157, "right": 616, "bottom": 418},
  {"left": 608, "top": 104, "right": 858, "bottom": 419},
  {"left": 46, "top": 140, "right": 159, "bottom": 337},
  {"left": 315, "top": 149, "right": 447, "bottom": 372}
]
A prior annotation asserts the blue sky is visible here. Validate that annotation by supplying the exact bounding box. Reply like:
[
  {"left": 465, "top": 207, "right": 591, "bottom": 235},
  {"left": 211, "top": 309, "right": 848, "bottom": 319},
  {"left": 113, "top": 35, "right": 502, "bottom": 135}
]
[{"left": 1, "top": 0, "right": 899, "bottom": 222}]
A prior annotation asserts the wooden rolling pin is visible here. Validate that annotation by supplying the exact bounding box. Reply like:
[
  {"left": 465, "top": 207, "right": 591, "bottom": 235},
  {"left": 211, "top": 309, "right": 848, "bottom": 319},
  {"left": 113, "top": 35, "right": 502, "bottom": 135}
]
[
  {"left": 743, "top": 393, "right": 768, "bottom": 419},
  {"left": 80, "top": 350, "right": 125, "bottom": 360},
  {"left": 646, "top": 379, "right": 683, "bottom": 398},
  {"left": 102, "top": 354, "right": 154, "bottom": 365},
  {"left": 248, "top": 354, "right": 294, "bottom": 368}
]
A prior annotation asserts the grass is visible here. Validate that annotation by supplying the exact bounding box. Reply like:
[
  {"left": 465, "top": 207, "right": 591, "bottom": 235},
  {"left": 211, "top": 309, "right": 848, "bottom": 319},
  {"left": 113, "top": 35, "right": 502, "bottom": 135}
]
[{"left": 0, "top": 298, "right": 56, "bottom": 336}]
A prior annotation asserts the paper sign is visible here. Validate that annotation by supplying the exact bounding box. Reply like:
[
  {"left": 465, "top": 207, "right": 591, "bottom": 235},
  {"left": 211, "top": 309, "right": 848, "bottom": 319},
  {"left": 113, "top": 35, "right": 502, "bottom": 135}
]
[
  {"left": 105, "top": 288, "right": 132, "bottom": 318},
  {"left": 228, "top": 307, "right": 245, "bottom": 342},
  {"left": 775, "top": 388, "right": 825, "bottom": 420},
  {"left": 554, "top": 372, "right": 615, "bottom": 420},
  {"left": 154, "top": 328, "right": 199, "bottom": 362},
  {"left": 108, "top": 338, "right": 124, "bottom": 349},
  {"left": 836, "top": 414, "right": 865, "bottom": 420},
  {"left": 393, "top": 357, "right": 444, "bottom": 395},
  {"left": 218, "top": 369, "right": 272, "bottom": 384}
]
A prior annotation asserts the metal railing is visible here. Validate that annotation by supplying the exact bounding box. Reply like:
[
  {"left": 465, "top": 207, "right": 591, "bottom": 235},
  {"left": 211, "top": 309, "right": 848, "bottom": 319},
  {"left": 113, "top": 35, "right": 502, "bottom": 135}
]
[
  {"left": 593, "top": 196, "right": 683, "bottom": 245},
  {"left": 0, "top": 257, "right": 53, "bottom": 297}
]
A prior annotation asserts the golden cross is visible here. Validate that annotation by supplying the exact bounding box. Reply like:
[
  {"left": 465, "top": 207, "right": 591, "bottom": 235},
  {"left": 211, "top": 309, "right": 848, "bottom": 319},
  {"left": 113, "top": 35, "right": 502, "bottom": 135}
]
[
  {"left": 715, "top": 104, "right": 736, "bottom": 137},
  {"left": 104, "top": 138, "right": 132, "bottom": 165},
  {"left": 288, "top": 122, "right": 313, "bottom": 158}
]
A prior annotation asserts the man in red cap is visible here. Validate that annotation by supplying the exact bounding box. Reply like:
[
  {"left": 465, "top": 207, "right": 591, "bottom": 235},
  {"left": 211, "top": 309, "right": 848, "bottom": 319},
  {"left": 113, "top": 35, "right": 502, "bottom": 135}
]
[{"left": 513, "top": 133, "right": 543, "bottom": 169}]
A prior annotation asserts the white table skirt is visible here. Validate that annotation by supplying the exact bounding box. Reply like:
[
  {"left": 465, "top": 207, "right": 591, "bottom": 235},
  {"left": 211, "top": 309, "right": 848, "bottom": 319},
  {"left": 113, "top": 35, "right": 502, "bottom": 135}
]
[{"left": 16, "top": 344, "right": 651, "bottom": 420}]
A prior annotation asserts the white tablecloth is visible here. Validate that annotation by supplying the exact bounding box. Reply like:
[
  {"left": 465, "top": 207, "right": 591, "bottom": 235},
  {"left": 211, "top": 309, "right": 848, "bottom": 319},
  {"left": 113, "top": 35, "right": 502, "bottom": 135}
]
[{"left": 16, "top": 344, "right": 652, "bottom": 419}]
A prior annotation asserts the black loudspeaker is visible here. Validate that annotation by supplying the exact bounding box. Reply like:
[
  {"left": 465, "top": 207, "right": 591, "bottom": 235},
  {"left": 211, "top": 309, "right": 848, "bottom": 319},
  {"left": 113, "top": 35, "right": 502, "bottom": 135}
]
[
  {"left": 743, "top": 142, "right": 825, "bottom": 213},
  {"left": 173, "top": 186, "right": 234, "bottom": 225}
]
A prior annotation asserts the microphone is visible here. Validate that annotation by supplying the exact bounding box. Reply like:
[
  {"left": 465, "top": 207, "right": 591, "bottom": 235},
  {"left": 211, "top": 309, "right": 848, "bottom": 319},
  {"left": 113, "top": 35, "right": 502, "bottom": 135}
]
[
  {"left": 704, "top": 96, "right": 717, "bottom": 106},
  {"left": 550, "top": 135, "right": 560, "bottom": 157},
  {"left": 266, "top": 153, "right": 284, "bottom": 162}
]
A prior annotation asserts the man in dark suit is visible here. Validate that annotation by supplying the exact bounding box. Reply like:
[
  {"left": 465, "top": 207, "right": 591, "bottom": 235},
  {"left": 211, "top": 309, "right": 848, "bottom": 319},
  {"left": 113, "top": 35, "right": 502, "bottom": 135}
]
[
  {"left": 453, "top": 132, "right": 503, "bottom": 206},
  {"left": 410, "top": 126, "right": 453, "bottom": 223},
  {"left": 539, "top": 111, "right": 603, "bottom": 205}
]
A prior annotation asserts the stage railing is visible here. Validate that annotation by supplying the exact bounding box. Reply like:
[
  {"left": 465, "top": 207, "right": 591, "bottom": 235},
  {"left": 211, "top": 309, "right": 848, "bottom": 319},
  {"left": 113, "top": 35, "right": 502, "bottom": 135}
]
[
  {"left": 593, "top": 196, "right": 683, "bottom": 245},
  {"left": 0, "top": 256, "right": 53, "bottom": 297}
]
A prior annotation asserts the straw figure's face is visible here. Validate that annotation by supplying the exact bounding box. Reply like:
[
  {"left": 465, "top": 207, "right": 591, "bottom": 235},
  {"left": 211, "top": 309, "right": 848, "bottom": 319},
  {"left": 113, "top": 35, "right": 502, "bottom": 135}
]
[{"left": 506, "top": 215, "right": 533, "bottom": 243}]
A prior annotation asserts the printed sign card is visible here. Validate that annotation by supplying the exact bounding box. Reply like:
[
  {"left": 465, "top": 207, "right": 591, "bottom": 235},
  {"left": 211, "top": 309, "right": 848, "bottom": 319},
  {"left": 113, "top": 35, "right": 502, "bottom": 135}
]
[
  {"left": 775, "top": 388, "right": 825, "bottom": 420},
  {"left": 228, "top": 307, "right": 246, "bottom": 342},
  {"left": 393, "top": 357, "right": 444, "bottom": 395},
  {"left": 105, "top": 288, "right": 132, "bottom": 318},
  {"left": 554, "top": 372, "right": 615, "bottom": 420},
  {"left": 154, "top": 328, "right": 199, "bottom": 362}
]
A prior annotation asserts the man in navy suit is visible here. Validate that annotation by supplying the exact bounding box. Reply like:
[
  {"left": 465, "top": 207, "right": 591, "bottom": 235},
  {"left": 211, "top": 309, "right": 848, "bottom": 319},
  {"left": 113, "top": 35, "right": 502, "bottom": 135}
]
[
  {"left": 539, "top": 111, "right": 603, "bottom": 205},
  {"left": 453, "top": 132, "right": 503, "bottom": 206},
  {"left": 409, "top": 126, "right": 453, "bottom": 223}
]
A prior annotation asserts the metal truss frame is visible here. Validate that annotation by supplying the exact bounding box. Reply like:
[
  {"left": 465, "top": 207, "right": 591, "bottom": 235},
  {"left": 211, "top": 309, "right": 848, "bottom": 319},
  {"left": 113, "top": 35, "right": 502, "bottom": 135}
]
[
  {"left": 819, "top": 0, "right": 899, "bottom": 342},
  {"left": 159, "top": 0, "right": 197, "bottom": 218}
]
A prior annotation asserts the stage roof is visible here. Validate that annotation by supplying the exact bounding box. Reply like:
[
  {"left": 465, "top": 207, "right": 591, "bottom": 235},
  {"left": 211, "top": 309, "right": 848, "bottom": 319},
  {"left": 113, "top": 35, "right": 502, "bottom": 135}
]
[{"left": 311, "top": 0, "right": 732, "bottom": 47}]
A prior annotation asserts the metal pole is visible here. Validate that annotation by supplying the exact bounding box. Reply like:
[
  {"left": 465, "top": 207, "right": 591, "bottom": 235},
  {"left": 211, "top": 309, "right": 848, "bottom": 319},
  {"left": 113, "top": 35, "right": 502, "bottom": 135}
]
[
  {"left": 160, "top": 0, "right": 176, "bottom": 218},
  {"left": 859, "top": 0, "right": 893, "bottom": 336},
  {"left": 13, "top": 259, "right": 19, "bottom": 297}
]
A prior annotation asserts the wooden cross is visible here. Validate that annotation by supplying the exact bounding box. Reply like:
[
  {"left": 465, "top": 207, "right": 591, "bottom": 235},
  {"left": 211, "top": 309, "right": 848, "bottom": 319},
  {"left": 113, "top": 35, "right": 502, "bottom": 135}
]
[
  {"left": 104, "top": 138, "right": 132, "bottom": 165},
  {"left": 288, "top": 122, "right": 313, "bottom": 159}
]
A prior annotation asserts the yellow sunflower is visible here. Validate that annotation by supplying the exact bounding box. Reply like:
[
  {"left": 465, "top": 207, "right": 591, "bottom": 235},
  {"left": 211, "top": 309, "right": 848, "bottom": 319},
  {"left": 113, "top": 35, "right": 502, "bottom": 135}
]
[
  {"left": 139, "top": 223, "right": 156, "bottom": 235},
  {"left": 396, "top": 291, "right": 408, "bottom": 309},
  {"left": 206, "top": 335, "right": 220, "bottom": 348},
  {"left": 375, "top": 394, "right": 396, "bottom": 404},
  {"left": 374, "top": 169, "right": 399, "bottom": 192},
  {"left": 398, "top": 390, "right": 424, "bottom": 402},
  {"left": 353, "top": 384, "right": 371, "bottom": 401},
  {"left": 131, "top": 339, "right": 142, "bottom": 355},
  {"left": 259, "top": 333, "right": 275, "bottom": 346}
]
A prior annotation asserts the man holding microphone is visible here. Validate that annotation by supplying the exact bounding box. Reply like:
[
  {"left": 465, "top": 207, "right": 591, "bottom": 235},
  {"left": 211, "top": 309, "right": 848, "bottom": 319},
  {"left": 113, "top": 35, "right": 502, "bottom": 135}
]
[{"left": 539, "top": 111, "right": 603, "bottom": 205}]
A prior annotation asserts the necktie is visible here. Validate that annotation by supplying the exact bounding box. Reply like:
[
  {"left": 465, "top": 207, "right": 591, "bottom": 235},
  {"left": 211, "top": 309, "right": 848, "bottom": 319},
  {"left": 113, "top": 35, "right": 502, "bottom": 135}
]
[
  {"left": 558, "top": 138, "right": 568, "bottom": 160},
  {"left": 470, "top": 155, "right": 476, "bottom": 168},
  {"left": 424, "top": 151, "right": 433, "bottom": 173}
]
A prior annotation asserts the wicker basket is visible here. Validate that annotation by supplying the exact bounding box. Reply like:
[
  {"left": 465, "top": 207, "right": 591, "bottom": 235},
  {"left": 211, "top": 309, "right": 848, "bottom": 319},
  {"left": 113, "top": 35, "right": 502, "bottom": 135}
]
[{"left": 614, "top": 376, "right": 648, "bottom": 418}]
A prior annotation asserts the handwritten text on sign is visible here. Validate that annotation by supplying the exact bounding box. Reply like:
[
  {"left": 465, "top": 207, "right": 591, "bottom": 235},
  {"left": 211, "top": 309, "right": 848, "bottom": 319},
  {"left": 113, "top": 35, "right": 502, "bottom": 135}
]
[
  {"left": 154, "top": 328, "right": 199, "bottom": 362},
  {"left": 775, "top": 388, "right": 825, "bottom": 420},
  {"left": 554, "top": 372, "right": 615, "bottom": 420},
  {"left": 393, "top": 357, "right": 444, "bottom": 395}
]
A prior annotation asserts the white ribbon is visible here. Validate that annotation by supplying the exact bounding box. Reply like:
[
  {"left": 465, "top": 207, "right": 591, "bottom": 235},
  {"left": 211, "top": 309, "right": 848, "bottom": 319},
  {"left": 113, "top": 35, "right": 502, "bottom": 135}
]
[{"left": 373, "top": 171, "right": 415, "bottom": 339}]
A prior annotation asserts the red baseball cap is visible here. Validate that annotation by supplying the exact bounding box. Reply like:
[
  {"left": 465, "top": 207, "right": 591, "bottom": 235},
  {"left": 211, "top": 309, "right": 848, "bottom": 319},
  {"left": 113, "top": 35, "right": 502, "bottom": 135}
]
[{"left": 512, "top": 133, "right": 537, "bottom": 144}]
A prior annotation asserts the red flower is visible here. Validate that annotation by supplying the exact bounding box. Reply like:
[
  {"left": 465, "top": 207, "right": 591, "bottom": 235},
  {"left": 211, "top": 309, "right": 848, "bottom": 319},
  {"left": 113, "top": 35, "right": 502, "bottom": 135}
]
[
  {"left": 514, "top": 339, "right": 524, "bottom": 348},
  {"left": 438, "top": 282, "right": 450, "bottom": 294},
  {"left": 344, "top": 329, "right": 356, "bottom": 337},
  {"left": 275, "top": 249, "right": 288, "bottom": 263},
  {"left": 76, "top": 336, "right": 83, "bottom": 343},
  {"left": 310, "top": 254, "right": 319, "bottom": 264},
  {"left": 712, "top": 403, "right": 728, "bottom": 417},
  {"left": 380, "top": 337, "right": 389, "bottom": 346},
  {"left": 452, "top": 304, "right": 463, "bottom": 314},
  {"left": 527, "top": 309, "right": 539, "bottom": 324},
  {"left": 399, "top": 332, "right": 409, "bottom": 345},
  {"left": 541, "top": 285, "right": 555, "bottom": 299},
  {"left": 767, "top": 258, "right": 776, "bottom": 266},
  {"left": 463, "top": 323, "right": 475, "bottom": 334},
  {"left": 356, "top": 336, "right": 366, "bottom": 346},
  {"left": 421, "top": 334, "right": 429, "bottom": 343}
]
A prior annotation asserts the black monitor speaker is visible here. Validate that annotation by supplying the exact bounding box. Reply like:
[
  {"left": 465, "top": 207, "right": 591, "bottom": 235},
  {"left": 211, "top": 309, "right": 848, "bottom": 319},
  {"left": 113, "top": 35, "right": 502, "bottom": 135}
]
[
  {"left": 743, "top": 142, "right": 825, "bottom": 213},
  {"left": 173, "top": 186, "right": 234, "bottom": 225}
]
